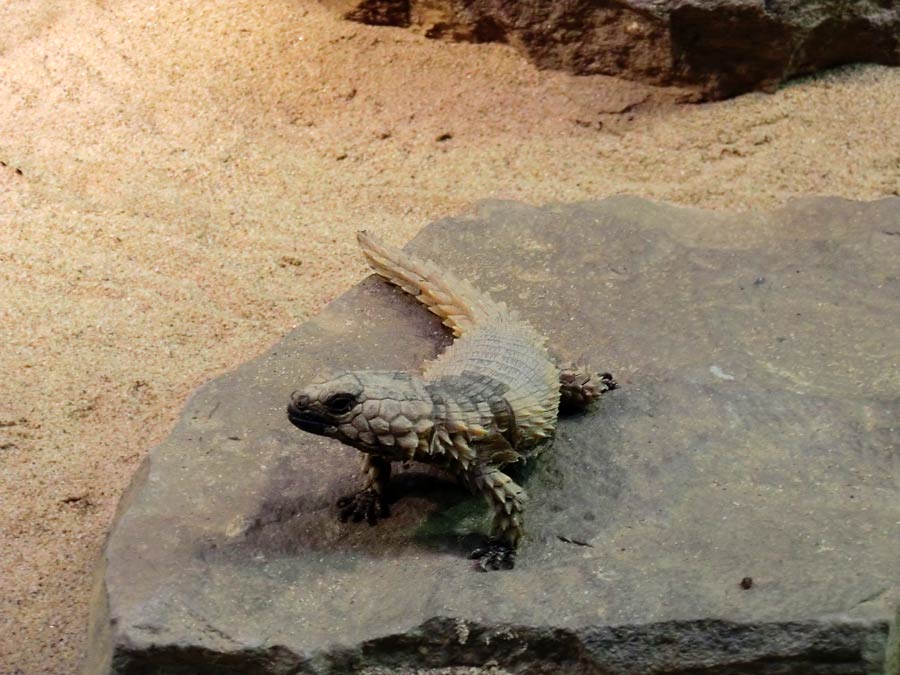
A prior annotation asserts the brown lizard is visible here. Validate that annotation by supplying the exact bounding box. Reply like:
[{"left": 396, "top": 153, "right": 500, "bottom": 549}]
[{"left": 287, "top": 231, "right": 615, "bottom": 570}]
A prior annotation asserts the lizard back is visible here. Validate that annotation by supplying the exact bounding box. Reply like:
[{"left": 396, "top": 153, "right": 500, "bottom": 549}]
[{"left": 357, "top": 231, "right": 561, "bottom": 445}]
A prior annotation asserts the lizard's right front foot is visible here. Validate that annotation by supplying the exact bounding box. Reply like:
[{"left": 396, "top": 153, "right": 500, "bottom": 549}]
[{"left": 336, "top": 488, "right": 389, "bottom": 526}]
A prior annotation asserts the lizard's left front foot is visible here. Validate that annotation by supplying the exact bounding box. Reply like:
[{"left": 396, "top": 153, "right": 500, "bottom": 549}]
[
  {"left": 469, "top": 539, "right": 516, "bottom": 571},
  {"left": 336, "top": 488, "right": 389, "bottom": 526}
]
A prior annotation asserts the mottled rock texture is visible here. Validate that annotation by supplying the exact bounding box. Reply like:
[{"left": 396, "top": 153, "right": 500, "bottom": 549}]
[
  {"left": 327, "top": 0, "right": 900, "bottom": 99},
  {"left": 86, "top": 197, "right": 900, "bottom": 674}
]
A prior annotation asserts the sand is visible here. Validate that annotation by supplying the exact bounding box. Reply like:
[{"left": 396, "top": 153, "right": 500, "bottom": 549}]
[{"left": 0, "top": 0, "right": 898, "bottom": 672}]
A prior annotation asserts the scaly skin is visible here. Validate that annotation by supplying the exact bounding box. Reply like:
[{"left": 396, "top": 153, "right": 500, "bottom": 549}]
[{"left": 287, "top": 232, "right": 615, "bottom": 570}]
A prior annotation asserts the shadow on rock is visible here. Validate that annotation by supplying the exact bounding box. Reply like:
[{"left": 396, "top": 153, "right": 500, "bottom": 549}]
[{"left": 210, "top": 460, "right": 486, "bottom": 561}]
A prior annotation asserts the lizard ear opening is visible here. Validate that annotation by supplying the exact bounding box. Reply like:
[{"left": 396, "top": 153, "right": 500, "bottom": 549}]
[{"left": 325, "top": 393, "right": 357, "bottom": 415}]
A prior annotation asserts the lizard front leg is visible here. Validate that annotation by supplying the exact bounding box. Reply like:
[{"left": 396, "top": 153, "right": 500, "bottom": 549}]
[
  {"left": 337, "top": 454, "right": 391, "bottom": 525},
  {"left": 469, "top": 465, "right": 527, "bottom": 571}
]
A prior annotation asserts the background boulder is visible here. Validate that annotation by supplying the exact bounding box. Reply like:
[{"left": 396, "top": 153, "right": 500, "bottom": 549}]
[{"left": 327, "top": 0, "right": 900, "bottom": 99}]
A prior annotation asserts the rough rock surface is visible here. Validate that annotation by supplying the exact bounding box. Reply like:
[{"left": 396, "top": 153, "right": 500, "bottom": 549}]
[
  {"left": 86, "top": 197, "right": 900, "bottom": 674},
  {"left": 326, "top": 0, "right": 900, "bottom": 99}
]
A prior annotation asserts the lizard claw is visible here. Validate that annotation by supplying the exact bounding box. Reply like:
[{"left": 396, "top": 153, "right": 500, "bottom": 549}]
[
  {"left": 336, "top": 488, "right": 389, "bottom": 526},
  {"left": 599, "top": 371, "right": 618, "bottom": 392},
  {"left": 469, "top": 538, "right": 516, "bottom": 571}
]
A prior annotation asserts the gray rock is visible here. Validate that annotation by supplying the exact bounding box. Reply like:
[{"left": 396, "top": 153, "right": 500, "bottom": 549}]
[
  {"left": 327, "top": 0, "right": 900, "bottom": 99},
  {"left": 85, "top": 197, "right": 900, "bottom": 675}
]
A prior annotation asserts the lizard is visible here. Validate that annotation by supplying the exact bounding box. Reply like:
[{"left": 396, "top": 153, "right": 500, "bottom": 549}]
[{"left": 287, "top": 231, "right": 616, "bottom": 570}]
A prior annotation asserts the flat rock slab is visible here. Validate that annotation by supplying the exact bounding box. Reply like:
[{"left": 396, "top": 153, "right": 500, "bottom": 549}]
[{"left": 86, "top": 197, "right": 900, "bottom": 675}]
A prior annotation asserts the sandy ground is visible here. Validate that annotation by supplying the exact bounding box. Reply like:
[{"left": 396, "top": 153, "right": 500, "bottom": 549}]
[{"left": 0, "top": 0, "right": 898, "bottom": 672}]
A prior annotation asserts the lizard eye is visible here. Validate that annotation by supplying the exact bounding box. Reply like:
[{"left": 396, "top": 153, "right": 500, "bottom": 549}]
[{"left": 324, "top": 393, "right": 357, "bottom": 415}]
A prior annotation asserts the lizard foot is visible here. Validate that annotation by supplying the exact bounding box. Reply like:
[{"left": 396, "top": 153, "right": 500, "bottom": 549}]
[
  {"left": 469, "top": 539, "right": 516, "bottom": 571},
  {"left": 559, "top": 367, "right": 617, "bottom": 413},
  {"left": 336, "top": 488, "right": 389, "bottom": 525}
]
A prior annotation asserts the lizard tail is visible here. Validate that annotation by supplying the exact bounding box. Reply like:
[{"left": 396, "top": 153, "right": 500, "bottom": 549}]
[{"left": 357, "top": 230, "right": 506, "bottom": 337}]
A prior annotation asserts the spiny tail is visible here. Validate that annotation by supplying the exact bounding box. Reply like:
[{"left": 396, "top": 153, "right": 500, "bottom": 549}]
[{"left": 357, "top": 231, "right": 511, "bottom": 338}]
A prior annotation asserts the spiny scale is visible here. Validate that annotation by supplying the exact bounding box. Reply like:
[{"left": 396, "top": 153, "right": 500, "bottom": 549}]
[{"left": 357, "top": 231, "right": 561, "bottom": 450}]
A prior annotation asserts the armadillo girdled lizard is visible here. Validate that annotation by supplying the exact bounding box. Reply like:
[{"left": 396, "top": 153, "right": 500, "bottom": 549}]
[{"left": 287, "top": 231, "right": 615, "bottom": 570}]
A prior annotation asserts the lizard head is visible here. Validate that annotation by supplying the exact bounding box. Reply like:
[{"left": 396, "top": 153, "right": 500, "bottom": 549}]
[{"left": 287, "top": 371, "right": 433, "bottom": 458}]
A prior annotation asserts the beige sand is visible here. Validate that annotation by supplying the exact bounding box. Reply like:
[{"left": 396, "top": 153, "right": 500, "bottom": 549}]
[{"left": 1, "top": 0, "right": 898, "bottom": 672}]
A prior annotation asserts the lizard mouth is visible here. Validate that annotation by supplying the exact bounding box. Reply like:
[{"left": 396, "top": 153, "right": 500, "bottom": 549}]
[{"left": 287, "top": 403, "right": 337, "bottom": 436}]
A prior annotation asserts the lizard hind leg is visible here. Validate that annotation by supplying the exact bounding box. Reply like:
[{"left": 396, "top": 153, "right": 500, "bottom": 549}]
[
  {"left": 559, "top": 365, "right": 617, "bottom": 413},
  {"left": 337, "top": 454, "right": 391, "bottom": 526},
  {"left": 469, "top": 466, "right": 526, "bottom": 571}
]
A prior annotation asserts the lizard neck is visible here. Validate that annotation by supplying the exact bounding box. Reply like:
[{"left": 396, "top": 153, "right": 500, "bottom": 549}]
[{"left": 425, "top": 372, "right": 517, "bottom": 447}]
